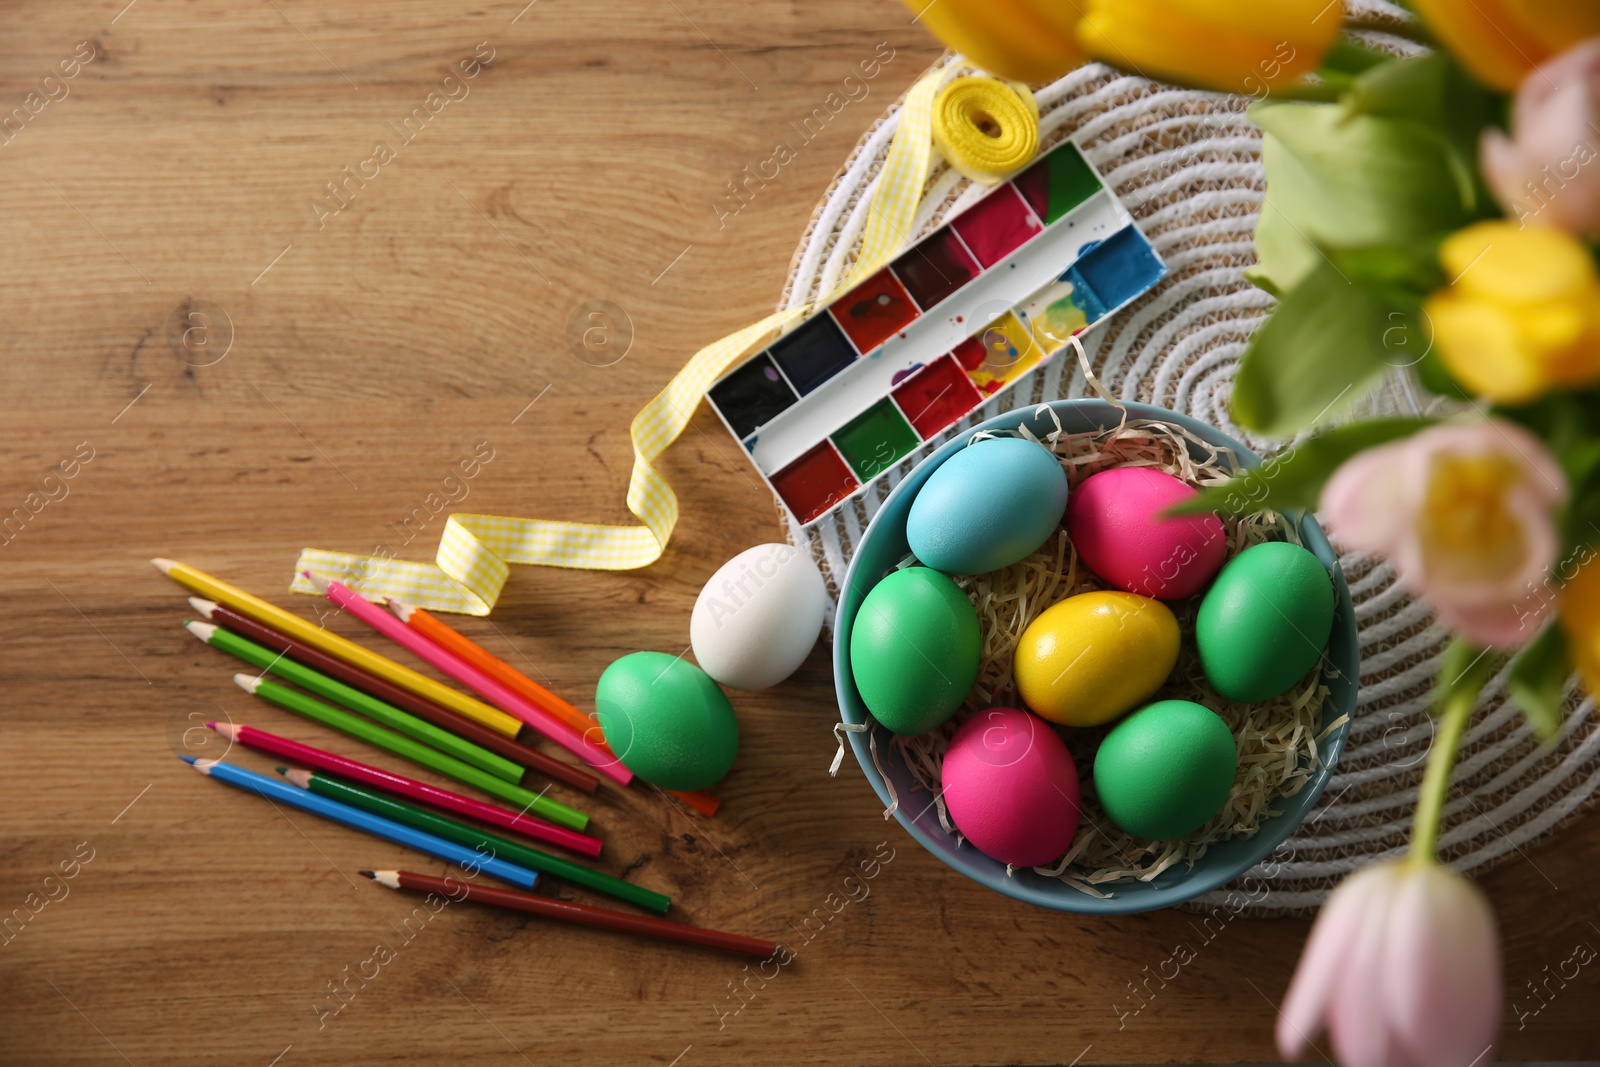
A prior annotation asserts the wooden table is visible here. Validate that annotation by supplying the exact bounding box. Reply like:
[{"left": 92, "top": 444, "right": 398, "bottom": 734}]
[{"left": 2, "top": 2, "right": 1597, "bottom": 1063}]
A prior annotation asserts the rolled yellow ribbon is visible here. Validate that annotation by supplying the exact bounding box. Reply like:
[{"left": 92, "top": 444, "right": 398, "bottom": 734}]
[{"left": 931, "top": 76, "right": 1039, "bottom": 184}]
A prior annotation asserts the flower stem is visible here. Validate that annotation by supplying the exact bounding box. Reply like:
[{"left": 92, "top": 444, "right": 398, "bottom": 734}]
[{"left": 1410, "top": 684, "right": 1476, "bottom": 862}]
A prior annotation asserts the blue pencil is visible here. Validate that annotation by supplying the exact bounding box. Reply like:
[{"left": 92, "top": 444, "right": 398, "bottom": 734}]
[{"left": 179, "top": 756, "right": 539, "bottom": 889}]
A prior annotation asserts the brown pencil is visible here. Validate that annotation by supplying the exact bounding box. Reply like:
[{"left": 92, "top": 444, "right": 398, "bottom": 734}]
[
  {"left": 362, "top": 869, "right": 777, "bottom": 959},
  {"left": 187, "top": 596, "right": 600, "bottom": 795}
]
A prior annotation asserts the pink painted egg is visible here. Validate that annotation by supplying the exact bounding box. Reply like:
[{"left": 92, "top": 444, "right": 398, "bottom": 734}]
[
  {"left": 1066, "top": 466, "right": 1226, "bottom": 600},
  {"left": 942, "top": 706, "right": 1080, "bottom": 868}
]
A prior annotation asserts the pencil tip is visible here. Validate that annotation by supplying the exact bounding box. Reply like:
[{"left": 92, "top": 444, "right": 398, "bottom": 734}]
[
  {"left": 302, "top": 570, "right": 331, "bottom": 594},
  {"left": 187, "top": 596, "right": 217, "bottom": 618},
  {"left": 151, "top": 557, "right": 176, "bottom": 574},
  {"left": 385, "top": 597, "right": 414, "bottom": 623},
  {"left": 178, "top": 754, "right": 196, "bottom": 764},
  {"left": 357, "top": 870, "right": 375, "bottom": 879},
  {"left": 282, "top": 767, "right": 313, "bottom": 789},
  {"left": 184, "top": 620, "right": 217, "bottom": 643},
  {"left": 233, "top": 673, "right": 262, "bottom": 694}
]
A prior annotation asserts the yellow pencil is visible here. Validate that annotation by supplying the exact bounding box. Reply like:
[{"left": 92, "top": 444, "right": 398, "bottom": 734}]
[{"left": 152, "top": 558, "right": 522, "bottom": 738}]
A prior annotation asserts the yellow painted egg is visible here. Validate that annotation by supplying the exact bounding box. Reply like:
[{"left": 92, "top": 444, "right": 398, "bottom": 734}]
[{"left": 1013, "top": 591, "right": 1180, "bottom": 727}]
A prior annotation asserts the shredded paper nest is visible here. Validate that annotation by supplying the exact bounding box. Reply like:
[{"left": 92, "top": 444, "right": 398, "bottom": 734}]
[{"left": 890, "top": 412, "right": 1342, "bottom": 898}]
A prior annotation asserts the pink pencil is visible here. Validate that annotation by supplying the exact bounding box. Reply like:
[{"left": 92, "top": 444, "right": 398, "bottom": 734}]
[
  {"left": 210, "top": 722, "right": 604, "bottom": 857},
  {"left": 303, "top": 572, "right": 631, "bottom": 787}
]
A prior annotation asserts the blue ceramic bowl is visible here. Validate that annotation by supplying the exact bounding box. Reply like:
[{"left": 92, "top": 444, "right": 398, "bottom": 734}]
[{"left": 833, "top": 400, "right": 1357, "bottom": 914}]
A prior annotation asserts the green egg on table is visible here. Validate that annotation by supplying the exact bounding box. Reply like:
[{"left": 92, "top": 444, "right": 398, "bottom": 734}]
[
  {"left": 1195, "top": 541, "right": 1336, "bottom": 703},
  {"left": 594, "top": 651, "right": 738, "bottom": 791},
  {"left": 1092, "top": 699, "right": 1237, "bottom": 840},
  {"left": 849, "top": 566, "right": 981, "bottom": 735}
]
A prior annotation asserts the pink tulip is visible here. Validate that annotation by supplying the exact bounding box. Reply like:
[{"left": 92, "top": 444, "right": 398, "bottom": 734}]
[
  {"left": 1481, "top": 40, "right": 1600, "bottom": 238},
  {"left": 1279, "top": 861, "right": 1502, "bottom": 1067},
  {"left": 1319, "top": 420, "right": 1567, "bottom": 649}
]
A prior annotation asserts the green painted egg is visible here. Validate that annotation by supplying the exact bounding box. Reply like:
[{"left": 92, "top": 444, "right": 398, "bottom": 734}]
[
  {"left": 849, "top": 566, "right": 981, "bottom": 735},
  {"left": 1093, "top": 699, "right": 1237, "bottom": 840},
  {"left": 594, "top": 651, "right": 738, "bottom": 790},
  {"left": 1195, "top": 541, "right": 1335, "bottom": 703}
]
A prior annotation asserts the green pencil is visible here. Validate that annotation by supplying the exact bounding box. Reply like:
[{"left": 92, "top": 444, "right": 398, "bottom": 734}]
[
  {"left": 232, "top": 674, "right": 588, "bottom": 833},
  {"left": 284, "top": 768, "right": 671, "bottom": 915},
  {"left": 188, "top": 620, "right": 523, "bottom": 783}
]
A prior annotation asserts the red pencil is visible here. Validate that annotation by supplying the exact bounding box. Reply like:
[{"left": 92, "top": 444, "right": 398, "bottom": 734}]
[
  {"left": 362, "top": 869, "right": 778, "bottom": 959},
  {"left": 211, "top": 723, "right": 603, "bottom": 857},
  {"left": 188, "top": 597, "right": 599, "bottom": 795}
]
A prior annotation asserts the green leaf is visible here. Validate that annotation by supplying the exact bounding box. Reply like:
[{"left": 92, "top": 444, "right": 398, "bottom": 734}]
[
  {"left": 1341, "top": 52, "right": 1502, "bottom": 214},
  {"left": 1508, "top": 626, "right": 1572, "bottom": 742},
  {"left": 1248, "top": 196, "right": 1323, "bottom": 296},
  {"left": 1231, "top": 261, "right": 1426, "bottom": 436},
  {"left": 1323, "top": 240, "right": 1447, "bottom": 292},
  {"left": 1252, "top": 100, "right": 1479, "bottom": 254},
  {"left": 1168, "top": 417, "right": 1437, "bottom": 517}
]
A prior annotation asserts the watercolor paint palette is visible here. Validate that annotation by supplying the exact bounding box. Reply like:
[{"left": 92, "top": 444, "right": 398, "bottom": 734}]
[{"left": 707, "top": 140, "right": 1166, "bottom": 525}]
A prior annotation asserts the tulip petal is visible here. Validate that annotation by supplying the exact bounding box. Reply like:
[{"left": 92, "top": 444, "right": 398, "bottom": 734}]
[
  {"left": 1318, "top": 442, "right": 1411, "bottom": 556},
  {"left": 1328, "top": 864, "right": 1406, "bottom": 1067},
  {"left": 1385, "top": 865, "right": 1502, "bottom": 1067},
  {"left": 1278, "top": 864, "right": 1394, "bottom": 1061}
]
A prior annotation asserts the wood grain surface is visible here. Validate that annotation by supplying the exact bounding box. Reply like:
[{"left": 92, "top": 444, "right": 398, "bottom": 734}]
[{"left": 1, "top": 2, "right": 1597, "bottom": 1064}]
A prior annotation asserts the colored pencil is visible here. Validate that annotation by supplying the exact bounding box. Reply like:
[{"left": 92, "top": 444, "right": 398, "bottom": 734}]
[
  {"left": 180, "top": 758, "right": 539, "bottom": 889},
  {"left": 304, "top": 571, "right": 630, "bottom": 787},
  {"left": 388, "top": 597, "right": 598, "bottom": 739},
  {"left": 152, "top": 558, "right": 521, "bottom": 738},
  {"left": 212, "top": 723, "right": 602, "bottom": 857},
  {"left": 363, "top": 869, "right": 777, "bottom": 959},
  {"left": 186, "top": 620, "right": 523, "bottom": 782},
  {"left": 387, "top": 597, "right": 720, "bottom": 817},
  {"left": 233, "top": 673, "right": 589, "bottom": 832},
  {"left": 286, "top": 769, "right": 669, "bottom": 914},
  {"left": 188, "top": 597, "right": 599, "bottom": 795}
]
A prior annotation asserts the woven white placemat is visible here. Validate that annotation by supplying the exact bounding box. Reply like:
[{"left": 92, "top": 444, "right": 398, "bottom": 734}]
[{"left": 779, "top": 10, "right": 1600, "bottom": 912}]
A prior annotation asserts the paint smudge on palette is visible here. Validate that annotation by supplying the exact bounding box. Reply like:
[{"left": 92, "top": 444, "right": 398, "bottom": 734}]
[
  {"left": 704, "top": 138, "right": 1167, "bottom": 526},
  {"left": 893, "top": 356, "right": 983, "bottom": 438},
  {"left": 769, "top": 315, "right": 856, "bottom": 396},
  {"left": 770, "top": 442, "right": 857, "bottom": 524},
  {"left": 950, "top": 185, "right": 1041, "bottom": 268},
  {"left": 832, "top": 398, "right": 922, "bottom": 481},
  {"left": 832, "top": 269, "right": 919, "bottom": 355},
  {"left": 893, "top": 228, "right": 981, "bottom": 310}
]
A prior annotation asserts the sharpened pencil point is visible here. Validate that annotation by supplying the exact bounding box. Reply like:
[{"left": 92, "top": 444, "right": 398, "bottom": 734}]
[
  {"left": 233, "top": 673, "right": 263, "bottom": 694},
  {"left": 184, "top": 620, "right": 218, "bottom": 643},
  {"left": 151, "top": 557, "right": 176, "bottom": 575},
  {"left": 367, "top": 870, "right": 401, "bottom": 889},
  {"left": 358, "top": 870, "right": 375, "bottom": 879},
  {"left": 282, "top": 768, "right": 313, "bottom": 789},
  {"left": 302, "top": 570, "right": 331, "bottom": 594},
  {"left": 385, "top": 597, "right": 415, "bottom": 623},
  {"left": 178, "top": 755, "right": 196, "bottom": 764},
  {"left": 207, "top": 721, "right": 239, "bottom": 741},
  {"left": 187, "top": 596, "right": 217, "bottom": 619}
]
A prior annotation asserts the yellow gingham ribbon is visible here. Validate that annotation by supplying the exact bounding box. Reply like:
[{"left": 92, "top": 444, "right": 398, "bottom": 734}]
[{"left": 291, "top": 69, "right": 1030, "bottom": 614}]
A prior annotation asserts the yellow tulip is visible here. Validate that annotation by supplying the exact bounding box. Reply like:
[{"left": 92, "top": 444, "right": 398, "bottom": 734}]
[
  {"left": 1410, "top": 0, "right": 1600, "bottom": 91},
  {"left": 1561, "top": 558, "right": 1600, "bottom": 701},
  {"left": 905, "top": 0, "right": 1086, "bottom": 84},
  {"left": 1075, "top": 0, "right": 1341, "bottom": 96},
  {"left": 1425, "top": 221, "right": 1600, "bottom": 405}
]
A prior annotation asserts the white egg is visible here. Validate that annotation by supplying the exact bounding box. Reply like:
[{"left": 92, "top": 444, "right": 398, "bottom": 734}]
[{"left": 690, "top": 542, "right": 828, "bottom": 690}]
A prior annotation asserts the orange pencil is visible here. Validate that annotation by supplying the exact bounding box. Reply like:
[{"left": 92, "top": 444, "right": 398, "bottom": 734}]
[{"left": 386, "top": 597, "right": 721, "bottom": 818}]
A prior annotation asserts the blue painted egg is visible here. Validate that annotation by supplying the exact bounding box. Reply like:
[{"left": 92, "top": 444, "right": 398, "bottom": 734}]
[{"left": 906, "top": 436, "right": 1068, "bottom": 575}]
